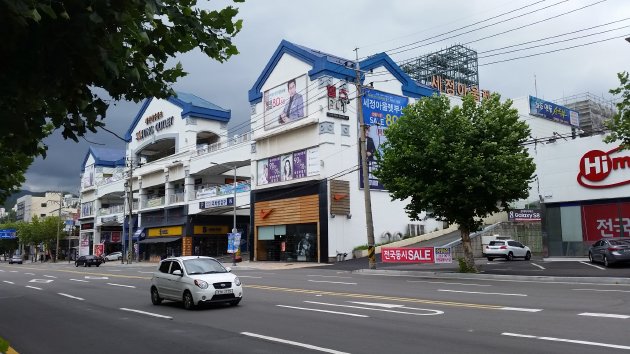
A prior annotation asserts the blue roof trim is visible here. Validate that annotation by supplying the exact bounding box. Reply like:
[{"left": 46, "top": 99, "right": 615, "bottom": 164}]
[
  {"left": 248, "top": 40, "right": 356, "bottom": 104},
  {"left": 80, "top": 147, "right": 126, "bottom": 172},
  {"left": 249, "top": 40, "right": 437, "bottom": 104},
  {"left": 124, "top": 92, "right": 231, "bottom": 141},
  {"left": 360, "top": 53, "right": 437, "bottom": 98}
]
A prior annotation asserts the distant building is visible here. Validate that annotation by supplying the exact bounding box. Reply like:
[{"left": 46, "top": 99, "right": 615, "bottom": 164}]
[{"left": 14, "top": 192, "right": 78, "bottom": 222}]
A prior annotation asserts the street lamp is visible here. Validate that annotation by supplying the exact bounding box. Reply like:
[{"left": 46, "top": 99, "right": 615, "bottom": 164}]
[{"left": 210, "top": 162, "right": 238, "bottom": 266}]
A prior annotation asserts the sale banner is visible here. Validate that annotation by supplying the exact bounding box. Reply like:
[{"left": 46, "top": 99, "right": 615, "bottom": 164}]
[{"left": 381, "top": 247, "right": 434, "bottom": 263}]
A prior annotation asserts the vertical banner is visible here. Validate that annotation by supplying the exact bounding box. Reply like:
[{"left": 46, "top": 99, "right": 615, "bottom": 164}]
[
  {"left": 293, "top": 150, "right": 307, "bottom": 179},
  {"left": 94, "top": 243, "right": 104, "bottom": 257},
  {"left": 79, "top": 233, "right": 90, "bottom": 256},
  {"left": 227, "top": 233, "right": 242, "bottom": 254},
  {"left": 581, "top": 203, "right": 630, "bottom": 241},
  {"left": 360, "top": 89, "right": 409, "bottom": 190}
]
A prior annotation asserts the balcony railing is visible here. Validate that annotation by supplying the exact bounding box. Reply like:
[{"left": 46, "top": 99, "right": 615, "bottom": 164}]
[
  {"left": 196, "top": 132, "right": 251, "bottom": 156},
  {"left": 98, "top": 204, "right": 125, "bottom": 216},
  {"left": 195, "top": 180, "right": 251, "bottom": 200},
  {"left": 169, "top": 192, "right": 185, "bottom": 204},
  {"left": 143, "top": 196, "right": 165, "bottom": 209}
]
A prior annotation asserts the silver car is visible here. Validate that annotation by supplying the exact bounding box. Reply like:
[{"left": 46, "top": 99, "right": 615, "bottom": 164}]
[
  {"left": 150, "top": 256, "right": 243, "bottom": 310},
  {"left": 589, "top": 238, "right": 630, "bottom": 267}
]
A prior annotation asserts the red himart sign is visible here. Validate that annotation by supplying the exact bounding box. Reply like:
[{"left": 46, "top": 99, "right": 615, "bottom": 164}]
[{"left": 382, "top": 247, "right": 434, "bottom": 263}]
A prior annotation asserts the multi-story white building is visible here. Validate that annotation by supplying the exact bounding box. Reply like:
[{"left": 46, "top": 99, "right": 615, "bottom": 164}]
[{"left": 15, "top": 192, "right": 78, "bottom": 222}]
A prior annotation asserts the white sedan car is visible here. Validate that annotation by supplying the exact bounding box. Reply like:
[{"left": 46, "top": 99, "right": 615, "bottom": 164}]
[
  {"left": 103, "top": 251, "right": 122, "bottom": 261},
  {"left": 484, "top": 239, "right": 531, "bottom": 261},
  {"left": 150, "top": 256, "right": 243, "bottom": 310}
]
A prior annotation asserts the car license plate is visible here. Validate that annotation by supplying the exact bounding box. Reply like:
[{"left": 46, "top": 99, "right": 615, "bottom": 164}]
[{"left": 215, "top": 289, "right": 233, "bottom": 295}]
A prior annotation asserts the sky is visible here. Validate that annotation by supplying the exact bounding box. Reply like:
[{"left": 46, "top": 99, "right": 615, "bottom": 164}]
[{"left": 22, "top": 0, "right": 630, "bottom": 195}]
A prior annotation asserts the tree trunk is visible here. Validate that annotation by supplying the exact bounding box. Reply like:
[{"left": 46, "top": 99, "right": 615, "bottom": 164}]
[{"left": 460, "top": 228, "right": 478, "bottom": 272}]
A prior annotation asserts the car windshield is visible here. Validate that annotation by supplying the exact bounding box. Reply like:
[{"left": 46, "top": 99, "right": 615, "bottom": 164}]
[
  {"left": 183, "top": 258, "right": 227, "bottom": 275},
  {"left": 609, "top": 240, "right": 630, "bottom": 246}
]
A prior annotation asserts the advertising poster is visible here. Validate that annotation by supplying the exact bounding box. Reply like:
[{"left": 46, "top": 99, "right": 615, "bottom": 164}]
[
  {"left": 381, "top": 247, "right": 434, "bottom": 263},
  {"left": 529, "top": 96, "right": 579, "bottom": 127},
  {"left": 307, "top": 147, "right": 320, "bottom": 176},
  {"left": 581, "top": 203, "right": 630, "bottom": 241},
  {"left": 264, "top": 75, "right": 308, "bottom": 130},
  {"left": 508, "top": 209, "right": 542, "bottom": 222},
  {"left": 281, "top": 154, "right": 293, "bottom": 182},
  {"left": 227, "top": 233, "right": 241, "bottom": 254},
  {"left": 79, "top": 233, "right": 90, "bottom": 256},
  {"left": 257, "top": 159, "right": 269, "bottom": 185},
  {"left": 360, "top": 89, "right": 409, "bottom": 190},
  {"left": 268, "top": 156, "right": 282, "bottom": 183},
  {"left": 111, "top": 232, "right": 121, "bottom": 243},
  {"left": 434, "top": 247, "right": 452, "bottom": 264},
  {"left": 293, "top": 150, "right": 307, "bottom": 179},
  {"left": 94, "top": 243, "right": 104, "bottom": 257}
]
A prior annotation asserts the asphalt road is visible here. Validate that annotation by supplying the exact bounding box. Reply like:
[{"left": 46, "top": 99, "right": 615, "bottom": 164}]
[{"left": 2, "top": 261, "right": 630, "bottom": 353}]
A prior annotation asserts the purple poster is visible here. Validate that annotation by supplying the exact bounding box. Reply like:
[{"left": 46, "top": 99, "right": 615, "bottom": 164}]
[
  {"left": 268, "top": 156, "right": 281, "bottom": 183},
  {"left": 293, "top": 150, "right": 307, "bottom": 179}
]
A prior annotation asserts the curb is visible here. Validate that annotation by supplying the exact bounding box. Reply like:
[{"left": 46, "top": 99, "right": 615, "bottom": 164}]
[{"left": 353, "top": 269, "right": 630, "bottom": 285}]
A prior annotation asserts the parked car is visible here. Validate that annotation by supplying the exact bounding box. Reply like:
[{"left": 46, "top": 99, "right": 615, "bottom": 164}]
[
  {"left": 75, "top": 255, "right": 104, "bottom": 267},
  {"left": 8, "top": 255, "right": 23, "bottom": 264},
  {"left": 484, "top": 239, "right": 531, "bottom": 261},
  {"left": 103, "top": 251, "right": 123, "bottom": 262},
  {"left": 589, "top": 238, "right": 630, "bottom": 267},
  {"left": 150, "top": 256, "right": 243, "bottom": 310}
]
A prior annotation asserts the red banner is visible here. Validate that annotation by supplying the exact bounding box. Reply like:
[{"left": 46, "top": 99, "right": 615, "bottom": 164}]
[
  {"left": 111, "top": 232, "right": 121, "bottom": 243},
  {"left": 581, "top": 203, "right": 630, "bottom": 241},
  {"left": 382, "top": 247, "right": 434, "bottom": 263}
]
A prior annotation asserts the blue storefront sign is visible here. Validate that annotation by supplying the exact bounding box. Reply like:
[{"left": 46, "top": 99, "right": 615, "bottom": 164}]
[
  {"left": 0, "top": 229, "right": 17, "bottom": 239},
  {"left": 529, "top": 95, "right": 579, "bottom": 127},
  {"left": 360, "top": 89, "right": 409, "bottom": 190}
]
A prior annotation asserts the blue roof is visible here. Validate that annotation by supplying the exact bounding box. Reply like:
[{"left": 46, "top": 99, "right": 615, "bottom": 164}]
[
  {"left": 248, "top": 40, "right": 437, "bottom": 104},
  {"left": 81, "top": 147, "right": 126, "bottom": 172},
  {"left": 124, "top": 91, "right": 231, "bottom": 142}
]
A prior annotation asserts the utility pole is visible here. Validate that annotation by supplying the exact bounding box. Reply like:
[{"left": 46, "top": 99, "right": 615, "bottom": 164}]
[
  {"left": 127, "top": 152, "right": 134, "bottom": 264},
  {"left": 55, "top": 191, "right": 62, "bottom": 262},
  {"left": 232, "top": 164, "right": 237, "bottom": 266},
  {"left": 354, "top": 48, "right": 376, "bottom": 270}
]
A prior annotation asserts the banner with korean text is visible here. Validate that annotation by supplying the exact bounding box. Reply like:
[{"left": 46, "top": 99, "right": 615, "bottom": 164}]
[{"left": 382, "top": 247, "right": 452, "bottom": 263}]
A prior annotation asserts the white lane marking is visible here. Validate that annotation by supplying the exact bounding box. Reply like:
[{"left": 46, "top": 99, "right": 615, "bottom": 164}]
[
  {"left": 438, "top": 289, "right": 527, "bottom": 297},
  {"left": 85, "top": 276, "right": 109, "bottom": 280},
  {"left": 70, "top": 279, "right": 89, "bottom": 283},
  {"left": 120, "top": 308, "right": 172, "bottom": 319},
  {"left": 9, "top": 271, "right": 18, "bottom": 273},
  {"left": 580, "top": 261, "right": 605, "bottom": 270},
  {"left": 107, "top": 283, "right": 136, "bottom": 288},
  {"left": 315, "top": 301, "right": 444, "bottom": 316},
  {"left": 530, "top": 263, "right": 546, "bottom": 270},
  {"left": 43, "top": 275, "right": 57, "bottom": 278},
  {"left": 579, "top": 312, "right": 630, "bottom": 319},
  {"left": 29, "top": 279, "right": 53, "bottom": 284},
  {"left": 500, "top": 307, "right": 543, "bottom": 312},
  {"left": 573, "top": 288, "right": 630, "bottom": 293},
  {"left": 276, "top": 305, "right": 367, "bottom": 318},
  {"left": 307, "top": 275, "right": 353, "bottom": 279},
  {"left": 237, "top": 276, "right": 262, "bottom": 279},
  {"left": 58, "top": 293, "right": 85, "bottom": 301},
  {"left": 138, "top": 271, "right": 154, "bottom": 274},
  {"left": 0, "top": 270, "right": 4, "bottom": 272},
  {"left": 25, "top": 286, "right": 42, "bottom": 290},
  {"left": 407, "top": 280, "right": 491, "bottom": 287},
  {"left": 3, "top": 281, "right": 14, "bottom": 284},
  {"left": 24, "top": 273, "right": 35, "bottom": 275},
  {"left": 308, "top": 280, "right": 357, "bottom": 285},
  {"left": 502, "top": 332, "right": 630, "bottom": 350},
  {"left": 241, "top": 332, "right": 350, "bottom": 354}
]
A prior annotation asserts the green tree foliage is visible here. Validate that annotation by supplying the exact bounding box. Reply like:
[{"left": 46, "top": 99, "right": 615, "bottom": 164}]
[
  {"left": 604, "top": 72, "right": 630, "bottom": 147},
  {"left": 375, "top": 94, "right": 536, "bottom": 272},
  {"left": 0, "top": 0, "right": 244, "bottom": 203}
]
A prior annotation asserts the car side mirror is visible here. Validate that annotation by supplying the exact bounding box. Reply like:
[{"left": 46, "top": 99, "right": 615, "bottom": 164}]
[
  {"left": 225, "top": 267, "right": 232, "bottom": 273},
  {"left": 172, "top": 270, "right": 183, "bottom": 276}
]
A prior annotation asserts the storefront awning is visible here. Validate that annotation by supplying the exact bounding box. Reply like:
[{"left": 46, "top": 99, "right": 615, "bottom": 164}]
[{"left": 137, "top": 237, "right": 181, "bottom": 244}]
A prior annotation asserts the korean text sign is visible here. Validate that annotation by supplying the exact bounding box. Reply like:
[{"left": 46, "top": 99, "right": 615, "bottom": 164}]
[
  {"left": 360, "top": 89, "right": 409, "bottom": 190},
  {"left": 529, "top": 96, "right": 579, "bottom": 127},
  {"left": 381, "top": 247, "right": 435, "bottom": 263}
]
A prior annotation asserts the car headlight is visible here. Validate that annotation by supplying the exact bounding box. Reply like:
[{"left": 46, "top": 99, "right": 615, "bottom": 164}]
[
  {"left": 234, "top": 277, "right": 241, "bottom": 286},
  {"left": 194, "top": 279, "right": 209, "bottom": 289}
]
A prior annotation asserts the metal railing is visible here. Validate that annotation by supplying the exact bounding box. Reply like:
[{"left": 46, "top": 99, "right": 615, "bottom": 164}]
[
  {"left": 169, "top": 192, "right": 185, "bottom": 204},
  {"left": 98, "top": 204, "right": 125, "bottom": 216},
  {"left": 143, "top": 196, "right": 165, "bottom": 208},
  {"left": 196, "top": 132, "right": 252, "bottom": 156}
]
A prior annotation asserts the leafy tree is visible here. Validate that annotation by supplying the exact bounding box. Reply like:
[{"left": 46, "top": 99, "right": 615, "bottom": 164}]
[
  {"left": 0, "top": 0, "right": 244, "bottom": 203},
  {"left": 604, "top": 71, "right": 630, "bottom": 147},
  {"left": 375, "top": 94, "right": 536, "bottom": 272}
]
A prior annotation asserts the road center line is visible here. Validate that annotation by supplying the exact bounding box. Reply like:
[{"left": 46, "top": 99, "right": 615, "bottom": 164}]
[
  {"left": 308, "top": 280, "right": 357, "bottom": 285},
  {"left": 438, "top": 289, "right": 527, "bottom": 296},
  {"left": 276, "top": 305, "right": 367, "bottom": 317},
  {"left": 58, "top": 293, "right": 85, "bottom": 301},
  {"left": 407, "top": 280, "right": 491, "bottom": 287},
  {"left": 241, "top": 332, "right": 350, "bottom": 354},
  {"left": 530, "top": 263, "right": 546, "bottom": 270},
  {"left": 70, "top": 279, "right": 89, "bottom": 282},
  {"left": 120, "top": 308, "right": 172, "bottom": 319},
  {"left": 579, "top": 312, "right": 630, "bottom": 319},
  {"left": 580, "top": 261, "right": 605, "bottom": 270},
  {"left": 502, "top": 332, "right": 630, "bottom": 350},
  {"left": 500, "top": 307, "right": 542, "bottom": 312},
  {"left": 573, "top": 288, "right": 630, "bottom": 293},
  {"left": 25, "top": 286, "right": 42, "bottom": 290},
  {"left": 107, "top": 283, "right": 136, "bottom": 288},
  {"left": 3, "top": 281, "right": 14, "bottom": 284},
  {"left": 237, "top": 276, "right": 263, "bottom": 278},
  {"left": 24, "top": 273, "right": 35, "bottom": 275}
]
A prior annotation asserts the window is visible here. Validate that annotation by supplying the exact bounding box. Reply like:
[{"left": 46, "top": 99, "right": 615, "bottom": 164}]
[
  {"left": 489, "top": 241, "right": 505, "bottom": 246},
  {"left": 40, "top": 214, "right": 46, "bottom": 218},
  {"left": 170, "top": 262, "right": 182, "bottom": 274},
  {"left": 41, "top": 203, "right": 47, "bottom": 207},
  {"left": 159, "top": 261, "right": 171, "bottom": 273}
]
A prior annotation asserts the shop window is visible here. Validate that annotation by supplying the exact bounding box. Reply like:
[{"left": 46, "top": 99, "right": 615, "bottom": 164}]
[{"left": 257, "top": 223, "right": 317, "bottom": 262}]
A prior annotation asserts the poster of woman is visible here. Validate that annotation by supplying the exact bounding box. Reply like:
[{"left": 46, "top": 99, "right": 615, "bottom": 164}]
[{"left": 281, "top": 154, "right": 293, "bottom": 182}]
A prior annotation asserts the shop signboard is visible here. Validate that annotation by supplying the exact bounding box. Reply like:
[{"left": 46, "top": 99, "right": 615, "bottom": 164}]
[
  {"left": 581, "top": 203, "right": 630, "bottom": 241},
  {"left": 0, "top": 229, "right": 16, "bottom": 239},
  {"left": 198, "top": 197, "right": 234, "bottom": 209},
  {"left": 529, "top": 95, "right": 579, "bottom": 127},
  {"left": 381, "top": 247, "right": 434, "bottom": 263},
  {"left": 360, "top": 89, "right": 409, "bottom": 190},
  {"left": 264, "top": 75, "right": 308, "bottom": 130}
]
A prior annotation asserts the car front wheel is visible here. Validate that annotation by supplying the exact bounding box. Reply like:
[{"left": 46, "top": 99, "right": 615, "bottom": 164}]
[
  {"left": 588, "top": 252, "right": 594, "bottom": 263},
  {"left": 75, "top": 263, "right": 79, "bottom": 267},
  {"left": 183, "top": 291, "right": 196, "bottom": 310},
  {"left": 151, "top": 287, "right": 162, "bottom": 305}
]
